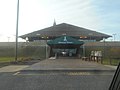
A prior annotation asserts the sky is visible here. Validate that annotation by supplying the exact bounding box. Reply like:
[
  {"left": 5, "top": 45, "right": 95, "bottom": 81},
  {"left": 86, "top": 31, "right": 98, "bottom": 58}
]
[{"left": 0, "top": 0, "right": 120, "bottom": 42}]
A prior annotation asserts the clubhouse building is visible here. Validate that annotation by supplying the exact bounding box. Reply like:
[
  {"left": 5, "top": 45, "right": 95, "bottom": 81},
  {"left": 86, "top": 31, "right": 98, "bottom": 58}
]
[{"left": 20, "top": 23, "right": 111, "bottom": 58}]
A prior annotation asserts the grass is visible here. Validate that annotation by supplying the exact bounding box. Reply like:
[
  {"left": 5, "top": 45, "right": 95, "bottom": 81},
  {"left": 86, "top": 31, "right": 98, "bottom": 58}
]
[
  {"left": 103, "top": 58, "right": 120, "bottom": 66},
  {"left": 0, "top": 57, "right": 119, "bottom": 67},
  {"left": 0, "top": 57, "right": 15, "bottom": 63},
  {"left": 0, "top": 57, "right": 15, "bottom": 68},
  {"left": 0, "top": 57, "right": 42, "bottom": 68}
]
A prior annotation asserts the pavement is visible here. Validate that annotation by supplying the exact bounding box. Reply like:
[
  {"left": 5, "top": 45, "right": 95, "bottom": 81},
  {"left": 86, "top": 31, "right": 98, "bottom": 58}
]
[
  {"left": 0, "top": 59, "right": 117, "bottom": 90},
  {"left": 22, "top": 59, "right": 117, "bottom": 72},
  {"left": 0, "top": 59, "right": 117, "bottom": 72}
]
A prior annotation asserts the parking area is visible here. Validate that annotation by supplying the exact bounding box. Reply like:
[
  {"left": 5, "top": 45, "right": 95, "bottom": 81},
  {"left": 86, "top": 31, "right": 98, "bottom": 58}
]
[
  {"left": 22, "top": 59, "right": 116, "bottom": 71},
  {"left": 0, "top": 58, "right": 117, "bottom": 90}
]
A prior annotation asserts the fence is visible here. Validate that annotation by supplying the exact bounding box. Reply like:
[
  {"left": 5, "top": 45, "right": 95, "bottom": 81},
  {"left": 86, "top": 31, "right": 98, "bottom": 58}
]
[
  {"left": 0, "top": 42, "right": 120, "bottom": 65},
  {"left": 84, "top": 46, "right": 120, "bottom": 65},
  {"left": 0, "top": 42, "right": 47, "bottom": 60}
]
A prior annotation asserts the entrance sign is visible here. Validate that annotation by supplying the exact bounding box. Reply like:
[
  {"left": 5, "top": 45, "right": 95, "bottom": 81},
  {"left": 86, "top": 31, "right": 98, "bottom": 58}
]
[
  {"left": 58, "top": 41, "right": 73, "bottom": 44},
  {"left": 47, "top": 36, "right": 84, "bottom": 45}
]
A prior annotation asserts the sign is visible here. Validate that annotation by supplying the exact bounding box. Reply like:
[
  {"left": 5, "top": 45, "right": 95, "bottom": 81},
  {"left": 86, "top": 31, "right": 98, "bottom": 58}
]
[
  {"left": 58, "top": 36, "right": 73, "bottom": 44},
  {"left": 47, "top": 36, "right": 84, "bottom": 45}
]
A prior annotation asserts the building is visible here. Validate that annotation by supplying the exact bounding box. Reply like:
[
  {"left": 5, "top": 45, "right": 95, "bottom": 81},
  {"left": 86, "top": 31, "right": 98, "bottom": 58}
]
[{"left": 20, "top": 23, "right": 111, "bottom": 58}]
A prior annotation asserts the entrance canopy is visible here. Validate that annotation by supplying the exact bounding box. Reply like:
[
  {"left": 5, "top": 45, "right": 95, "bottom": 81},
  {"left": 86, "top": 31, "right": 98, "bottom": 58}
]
[
  {"left": 47, "top": 36, "right": 84, "bottom": 48},
  {"left": 47, "top": 36, "right": 84, "bottom": 57}
]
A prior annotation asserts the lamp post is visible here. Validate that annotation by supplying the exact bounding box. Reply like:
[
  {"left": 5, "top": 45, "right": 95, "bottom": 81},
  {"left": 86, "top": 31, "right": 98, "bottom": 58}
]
[
  {"left": 7, "top": 37, "right": 10, "bottom": 42},
  {"left": 113, "top": 34, "right": 116, "bottom": 42},
  {"left": 102, "top": 38, "right": 106, "bottom": 64},
  {"left": 15, "top": 0, "right": 19, "bottom": 62}
]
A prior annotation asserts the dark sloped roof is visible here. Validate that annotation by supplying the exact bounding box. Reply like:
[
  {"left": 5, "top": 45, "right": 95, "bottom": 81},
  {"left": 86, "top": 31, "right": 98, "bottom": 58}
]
[{"left": 20, "top": 23, "right": 111, "bottom": 41}]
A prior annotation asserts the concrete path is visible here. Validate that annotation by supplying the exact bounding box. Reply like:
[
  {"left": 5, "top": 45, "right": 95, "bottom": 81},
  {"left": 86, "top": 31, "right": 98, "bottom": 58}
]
[{"left": 22, "top": 59, "right": 117, "bottom": 71}]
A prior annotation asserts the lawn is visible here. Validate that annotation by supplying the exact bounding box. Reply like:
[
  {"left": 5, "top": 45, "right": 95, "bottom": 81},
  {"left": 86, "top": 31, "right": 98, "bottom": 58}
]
[
  {"left": 0, "top": 57, "right": 15, "bottom": 62},
  {"left": 103, "top": 58, "right": 120, "bottom": 66},
  {"left": 0, "top": 57, "right": 42, "bottom": 68},
  {"left": 0, "top": 57, "right": 15, "bottom": 68}
]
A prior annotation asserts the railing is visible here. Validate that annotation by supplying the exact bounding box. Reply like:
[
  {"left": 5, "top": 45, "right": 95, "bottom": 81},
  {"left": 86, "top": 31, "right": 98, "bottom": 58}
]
[{"left": 109, "top": 62, "right": 120, "bottom": 90}]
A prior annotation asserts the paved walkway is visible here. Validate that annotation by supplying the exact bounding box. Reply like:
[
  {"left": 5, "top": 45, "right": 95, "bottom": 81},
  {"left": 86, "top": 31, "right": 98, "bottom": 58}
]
[{"left": 22, "top": 59, "right": 117, "bottom": 71}]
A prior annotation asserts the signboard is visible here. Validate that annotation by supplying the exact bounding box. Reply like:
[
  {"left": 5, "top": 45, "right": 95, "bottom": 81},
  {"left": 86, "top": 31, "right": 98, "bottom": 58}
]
[{"left": 47, "top": 36, "right": 84, "bottom": 45}]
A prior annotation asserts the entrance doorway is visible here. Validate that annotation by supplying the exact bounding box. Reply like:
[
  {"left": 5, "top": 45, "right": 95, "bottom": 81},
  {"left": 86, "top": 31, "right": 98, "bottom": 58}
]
[{"left": 53, "top": 48, "right": 77, "bottom": 57}]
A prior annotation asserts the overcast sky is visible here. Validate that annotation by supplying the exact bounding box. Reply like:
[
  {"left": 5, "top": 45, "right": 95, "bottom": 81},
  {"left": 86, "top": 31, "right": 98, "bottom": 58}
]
[{"left": 0, "top": 0, "right": 120, "bottom": 42}]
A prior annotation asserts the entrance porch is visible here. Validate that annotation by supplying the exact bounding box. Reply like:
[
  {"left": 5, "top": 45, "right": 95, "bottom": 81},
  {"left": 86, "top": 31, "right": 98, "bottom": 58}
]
[{"left": 47, "top": 36, "right": 84, "bottom": 59}]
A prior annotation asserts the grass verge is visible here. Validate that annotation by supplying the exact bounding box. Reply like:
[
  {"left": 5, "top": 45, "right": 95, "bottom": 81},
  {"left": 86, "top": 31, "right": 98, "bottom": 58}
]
[
  {"left": 0, "top": 57, "right": 42, "bottom": 68},
  {"left": 0, "top": 57, "right": 15, "bottom": 63},
  {"left": 103, "top": 58, "right": 120, "bottom": 66},
  {"left": 0, "top": 57, "right": 15, "bottom": 68}
]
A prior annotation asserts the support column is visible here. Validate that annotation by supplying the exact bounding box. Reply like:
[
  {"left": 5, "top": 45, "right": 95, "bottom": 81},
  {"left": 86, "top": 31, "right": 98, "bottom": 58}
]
[{"left": 49, "top": 47, "right": 53, "bottom": 57}]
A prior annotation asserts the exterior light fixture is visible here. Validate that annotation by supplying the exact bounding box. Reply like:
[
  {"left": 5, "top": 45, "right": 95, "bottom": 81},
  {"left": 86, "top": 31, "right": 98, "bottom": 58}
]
[
  {"left": 80, "top": 36, "right": 87, "bottom": 39},
  {"left": 80, "top": 36, "right": 83, "bottom": 38}
]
